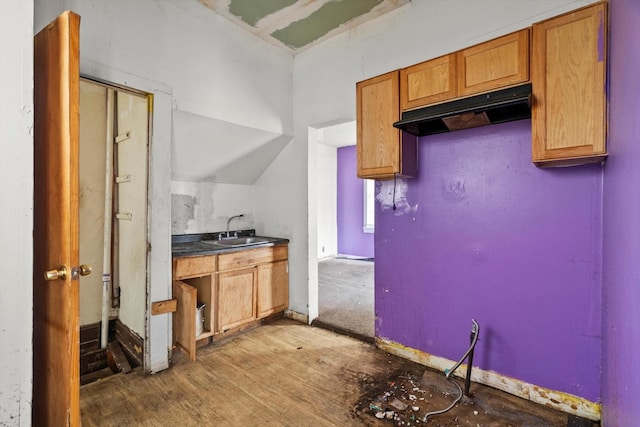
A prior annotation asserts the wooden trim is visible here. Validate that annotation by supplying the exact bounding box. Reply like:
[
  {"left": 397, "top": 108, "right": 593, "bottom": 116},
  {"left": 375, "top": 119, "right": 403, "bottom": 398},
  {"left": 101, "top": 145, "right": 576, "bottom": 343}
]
[
  {"left": 80, "top": 322, "right": 102, "bottom": 353},
  {"left": 151, "top": 299, "right": 177, "bottom": 315},
  {"left": 114, "top": 318, "right": 144, "bottom": 367}
]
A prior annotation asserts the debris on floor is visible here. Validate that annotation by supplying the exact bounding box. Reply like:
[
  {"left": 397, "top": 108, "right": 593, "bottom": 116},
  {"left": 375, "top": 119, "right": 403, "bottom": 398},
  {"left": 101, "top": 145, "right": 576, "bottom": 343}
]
[
  {"left": 352, "top": 356, "right": 573, "bottom": 427},
  {"left": 358, "top": 369, "right": 475, "bottom": 426}
]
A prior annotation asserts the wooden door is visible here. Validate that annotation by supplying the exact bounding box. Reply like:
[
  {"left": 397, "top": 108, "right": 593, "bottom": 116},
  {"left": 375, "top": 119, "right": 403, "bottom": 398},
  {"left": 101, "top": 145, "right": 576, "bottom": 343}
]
[{"left": 33, "top": 11, "right": 81, "bottom": 426}]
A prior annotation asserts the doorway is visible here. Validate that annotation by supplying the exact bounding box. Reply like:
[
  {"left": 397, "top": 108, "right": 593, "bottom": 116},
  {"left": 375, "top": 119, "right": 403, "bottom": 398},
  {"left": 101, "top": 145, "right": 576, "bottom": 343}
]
[
  {"left": 78, "top": 79, "right": 149, "bottom": 377},
  {"left": 308, "top": 121, "right": 375, "bottom": 340}
]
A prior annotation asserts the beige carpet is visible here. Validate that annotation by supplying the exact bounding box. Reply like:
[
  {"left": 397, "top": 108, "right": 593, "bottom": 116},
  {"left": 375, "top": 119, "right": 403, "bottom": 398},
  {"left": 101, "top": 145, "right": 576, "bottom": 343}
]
[{"left": 317, "top": 257, "right": 374, "bottom": 339}]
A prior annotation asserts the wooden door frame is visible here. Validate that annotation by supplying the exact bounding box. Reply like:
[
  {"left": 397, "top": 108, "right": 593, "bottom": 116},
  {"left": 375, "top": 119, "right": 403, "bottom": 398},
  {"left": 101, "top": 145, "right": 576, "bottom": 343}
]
[{"left": 79, "top": 61, "right": 173, "bottom": 373}]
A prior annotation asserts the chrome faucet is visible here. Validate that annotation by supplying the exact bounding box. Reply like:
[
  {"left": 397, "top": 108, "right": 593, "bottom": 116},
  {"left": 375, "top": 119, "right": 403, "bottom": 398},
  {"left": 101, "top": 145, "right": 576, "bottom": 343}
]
[{"left": 223, "top": 214, "right": 244, "bottom": 239}]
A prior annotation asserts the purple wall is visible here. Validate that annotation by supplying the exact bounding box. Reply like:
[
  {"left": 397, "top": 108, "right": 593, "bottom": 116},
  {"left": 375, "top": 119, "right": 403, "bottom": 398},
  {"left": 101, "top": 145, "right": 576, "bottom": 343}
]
[
  {"left": 375, "top": 120, "right": 603, "bottom": 402},
  {"left": 601, "top": 0, "right": 640, "bottom": 424},
  {"left": 337, "top": 145, "right": 374, "bottom": 258}
]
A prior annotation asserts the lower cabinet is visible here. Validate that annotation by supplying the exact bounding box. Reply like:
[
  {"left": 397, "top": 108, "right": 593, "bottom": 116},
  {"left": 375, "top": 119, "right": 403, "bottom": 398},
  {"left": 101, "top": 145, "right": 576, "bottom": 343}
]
[
  {"left": 257, "top": 260, "right": 289, "bottom": 317},
  {"left": 216, "top": 266, "right": 257, "bottom": 333},
  {"left": 172, "top": 244, "right": 288, "bottom": 361}
]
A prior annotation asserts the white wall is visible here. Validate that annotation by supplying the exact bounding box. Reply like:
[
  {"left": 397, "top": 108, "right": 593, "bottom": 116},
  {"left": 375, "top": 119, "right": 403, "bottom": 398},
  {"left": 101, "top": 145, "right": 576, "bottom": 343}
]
[
  {"left": 30, "top": 0, "right": 600, "bottom": 342},
  {"left": 296, "top": 0, "right": 599, "bottom": 321},
  {"left": 34, "top": 0, "right": 294, "bottom": 366},
  {"left": 316, "top": 143, "right": 338, "bottom": 259},
  {"left": 170, "top": 181, "right": 256, "bottom": 234},
  {"left": 78, "top": 80, "right": 108, "bottom": 326},
  {"left": 35, "top": 0, "right": 294, "bottom": 236},
  {"left": 0, "top": 1, "right": 33, "bottom": 424}
]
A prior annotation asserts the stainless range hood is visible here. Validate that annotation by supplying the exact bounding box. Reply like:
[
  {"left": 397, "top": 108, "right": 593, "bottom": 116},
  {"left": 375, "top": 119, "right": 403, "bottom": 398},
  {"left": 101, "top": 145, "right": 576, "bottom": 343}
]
[{"left": 393, "top": 83, "right": 532, "bottom": 136}]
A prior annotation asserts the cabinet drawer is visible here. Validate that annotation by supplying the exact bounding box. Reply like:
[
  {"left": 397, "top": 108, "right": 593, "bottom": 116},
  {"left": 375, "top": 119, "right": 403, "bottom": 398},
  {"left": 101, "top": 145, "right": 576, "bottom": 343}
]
[
  {"left": 218, "top": 244, "right": 288, "bottom": 271},
  {"left": 173, "top": 255, "right": 217, "bottom": 279}
]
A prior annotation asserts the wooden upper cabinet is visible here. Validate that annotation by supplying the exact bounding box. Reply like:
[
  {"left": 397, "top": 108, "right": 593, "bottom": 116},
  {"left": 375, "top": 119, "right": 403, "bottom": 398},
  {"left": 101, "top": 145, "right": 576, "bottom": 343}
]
[
  {"left": 531, "top": 2, "right": 607, "bottom": 166},
  {"left": 457, "top": 29, "right": 530, "bottom": 97},
  {"left": 399, "top": 29, "right": 529, "bottom": 112},
  {"left": 357, "top": 70, "right": 417, "bottom": 179},
  {"left": 400, "top": 54, "right": 456, "bottom": 110}
]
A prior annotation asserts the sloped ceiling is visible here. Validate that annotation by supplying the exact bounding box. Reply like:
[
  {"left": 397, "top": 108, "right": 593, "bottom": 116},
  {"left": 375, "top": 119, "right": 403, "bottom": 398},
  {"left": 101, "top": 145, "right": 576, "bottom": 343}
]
[
  {"left": 172, "top": 110, "right": 292, "bottom": 184},
  {"left": 198, "top": 0, "right": 410, "bottom": 54},
  {"left": 173, "top": 2, "right": 402, "bottom": 184}
]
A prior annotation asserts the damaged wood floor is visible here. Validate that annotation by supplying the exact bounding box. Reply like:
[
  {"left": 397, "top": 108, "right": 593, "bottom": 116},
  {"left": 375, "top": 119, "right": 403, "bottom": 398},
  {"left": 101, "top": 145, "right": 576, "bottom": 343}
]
[{"left": 81, "top": 319, "right": 573, "bottom": 426}]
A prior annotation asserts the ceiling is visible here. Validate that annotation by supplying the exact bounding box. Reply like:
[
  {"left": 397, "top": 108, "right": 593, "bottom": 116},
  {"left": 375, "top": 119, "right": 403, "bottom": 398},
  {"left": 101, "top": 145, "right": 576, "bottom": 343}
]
[{"left": 198, "top": 0, "right": 410, "bottom": 54}]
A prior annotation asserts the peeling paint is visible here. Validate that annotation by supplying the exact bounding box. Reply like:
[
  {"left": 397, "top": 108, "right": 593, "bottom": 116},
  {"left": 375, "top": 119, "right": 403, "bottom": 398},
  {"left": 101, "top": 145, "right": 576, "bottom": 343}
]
[
  {"left": 442, "top": 177, "right": 467, "bottom": 201},
  {"left": 171, "top": 194, "right": 196, "bottom": 234},
  {"left": 377, "top": 179, "right": 417, "bottom": 214},
  {"left": 271, "top": 0, "right": 383, "bottom": 49},
  {"left": 597, "top": 10, "right": 604, "bottom": 62},
  {"left": 229, "top": 0, "right": 296, "bottom": 26}
]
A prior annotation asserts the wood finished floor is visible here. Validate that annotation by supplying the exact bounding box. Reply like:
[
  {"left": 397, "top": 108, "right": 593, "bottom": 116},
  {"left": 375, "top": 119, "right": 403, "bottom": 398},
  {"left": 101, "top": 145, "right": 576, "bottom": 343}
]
[{"left": 80, "top": 319, "right": 570, "bottom": 426}]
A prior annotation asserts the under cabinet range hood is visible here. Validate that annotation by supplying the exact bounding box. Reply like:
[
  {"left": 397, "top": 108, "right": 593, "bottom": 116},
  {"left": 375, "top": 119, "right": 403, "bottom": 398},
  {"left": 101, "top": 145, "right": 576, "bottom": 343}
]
[{"left": 394, "top": 83, "right": 532, "bottom": 136}]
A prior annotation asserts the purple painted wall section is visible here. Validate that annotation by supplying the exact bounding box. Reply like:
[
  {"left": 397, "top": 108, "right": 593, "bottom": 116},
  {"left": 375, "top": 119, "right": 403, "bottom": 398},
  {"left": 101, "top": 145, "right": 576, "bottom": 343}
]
[
  {"left": 375, "top": 121, "right": 603, "bottom": 402},
  {"left": 337, "top": 145, "right": 374, "bottom": 258},
  {"left": 601, "top": 0, "right": 640, "bottom": 424}
]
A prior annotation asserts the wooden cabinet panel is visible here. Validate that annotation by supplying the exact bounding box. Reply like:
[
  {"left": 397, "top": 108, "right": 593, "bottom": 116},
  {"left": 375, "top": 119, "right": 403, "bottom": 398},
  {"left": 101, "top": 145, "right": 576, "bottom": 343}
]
[
  {"left": 172, "top": 243, "right": 289, "bottom": 360},
  {"left": 531, "top": 2, "right": 607, "bottom": 166},
  {"left": 172, "top": 280, "right": 197, "bottom": 362},
  {"left": 257, "top": 260, "right": 289, "bottom": 317},
  {"left": 218, "top": 245, "right": 287, "bottom": 271},
  {"left": 401, "top": 54, "right": 456, "bottom": 110},
  {"left": 172, "top": 274, "right": 215, "bottom": 361},
  {"left": 458, "top": 29, "right": 530, "bottom": 97},
  {"left": 357, "top": 70, "right": 417, "bottom": 179},
  {"left": 357, "top": 71, "right": 400, "bottom": 178},
  {"left": 216, "top": 267, "right": 257, "bottom": 333},
  {"left": 173, "top": 255, "right": 216, "bottom": 279}
]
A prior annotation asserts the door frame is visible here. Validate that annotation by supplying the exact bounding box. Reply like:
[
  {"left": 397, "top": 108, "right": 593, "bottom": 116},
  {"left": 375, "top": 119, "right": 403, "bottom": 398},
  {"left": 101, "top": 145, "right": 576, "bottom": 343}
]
[{"left": 80, "top": 59, "right": 173, "bottom": 373}]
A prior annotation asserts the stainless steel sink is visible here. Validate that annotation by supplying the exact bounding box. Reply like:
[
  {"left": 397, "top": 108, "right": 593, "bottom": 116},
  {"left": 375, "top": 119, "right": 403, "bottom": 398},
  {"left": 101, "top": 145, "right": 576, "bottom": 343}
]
[{"left": 202, "top": 236, "right": 273, "bottom": 247}]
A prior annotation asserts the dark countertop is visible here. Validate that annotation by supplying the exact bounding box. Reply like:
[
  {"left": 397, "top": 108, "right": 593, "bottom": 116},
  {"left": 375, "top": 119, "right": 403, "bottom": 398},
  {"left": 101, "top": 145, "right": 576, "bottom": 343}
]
[{"left": 172, "top": 230, "right": 289, "bottom": 258}]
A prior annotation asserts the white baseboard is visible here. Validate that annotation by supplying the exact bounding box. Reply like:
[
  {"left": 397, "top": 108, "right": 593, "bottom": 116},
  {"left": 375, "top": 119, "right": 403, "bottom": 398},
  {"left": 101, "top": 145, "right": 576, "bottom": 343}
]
[{"left": 376, "top": 337, "right": 600, "bottom": 422}]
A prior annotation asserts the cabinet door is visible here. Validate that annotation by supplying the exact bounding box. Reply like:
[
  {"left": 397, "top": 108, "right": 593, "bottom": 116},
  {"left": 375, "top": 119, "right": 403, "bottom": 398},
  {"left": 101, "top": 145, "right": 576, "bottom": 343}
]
[
  {"left": 457, "top": 29, "right": 530, "bottom": 97},
  {"left": 173, "top": 280, "right": 198, "bottom": 361},
  {"left": 532, "top": 2, "right": 607, "bottom": 165},
  {"left": 216, "top": 267, "right": 257, "bottom": 333},
  {"left": 257, "top": 260, "right": 289, "bottom": 318},
  {"left": 357, "top": 71, "right": 402, "bottom": 179},
  {"left": 400, "top": 54, "right": 456, "bottom": 110}
]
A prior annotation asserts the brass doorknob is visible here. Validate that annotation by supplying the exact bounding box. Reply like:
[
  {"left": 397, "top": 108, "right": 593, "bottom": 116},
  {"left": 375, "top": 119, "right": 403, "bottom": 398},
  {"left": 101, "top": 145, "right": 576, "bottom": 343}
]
[
  {"left": 44, "top": 266, "right": 67, "bottom": 281},
  {"left": 77, "top": 264, "right": 92, "bottom": 276}
]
